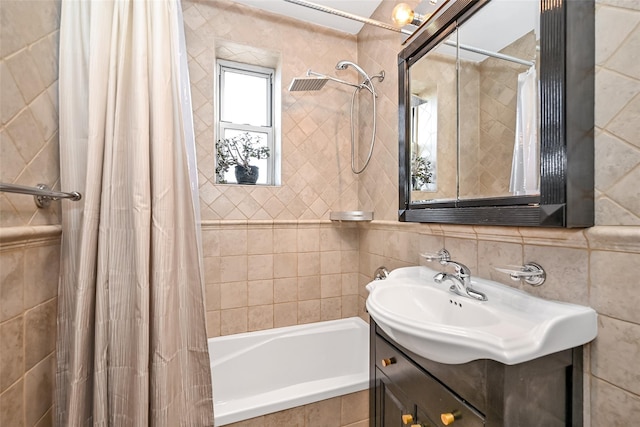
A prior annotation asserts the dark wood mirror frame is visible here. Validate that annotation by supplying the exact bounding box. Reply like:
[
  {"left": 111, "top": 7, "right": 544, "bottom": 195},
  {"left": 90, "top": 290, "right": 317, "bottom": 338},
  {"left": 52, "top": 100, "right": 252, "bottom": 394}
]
[{"left": 398, "top": 0, "right": 594, "bottom": 227}]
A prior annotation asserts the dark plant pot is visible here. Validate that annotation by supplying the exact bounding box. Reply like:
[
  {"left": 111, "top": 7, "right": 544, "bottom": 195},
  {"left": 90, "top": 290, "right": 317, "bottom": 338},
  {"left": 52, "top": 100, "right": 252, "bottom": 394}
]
[{"left": 235, "top": 165, "right": 259, "bottom": 184}]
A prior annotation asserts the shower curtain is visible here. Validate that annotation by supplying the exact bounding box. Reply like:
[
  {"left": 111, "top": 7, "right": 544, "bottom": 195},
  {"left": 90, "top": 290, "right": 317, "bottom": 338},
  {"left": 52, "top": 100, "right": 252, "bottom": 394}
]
[
  {"left": 56, "top": 1, "right": 214, "bottom": 425},
  {"left": 509, "top": 65, "right": 539, "bottom": 196}
]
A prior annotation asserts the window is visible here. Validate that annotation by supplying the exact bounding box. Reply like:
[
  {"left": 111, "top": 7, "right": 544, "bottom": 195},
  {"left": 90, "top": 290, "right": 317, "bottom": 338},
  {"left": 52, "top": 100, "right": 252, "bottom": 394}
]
[{"left": 216, "top": 60, "right": 275, "bottom": 185}]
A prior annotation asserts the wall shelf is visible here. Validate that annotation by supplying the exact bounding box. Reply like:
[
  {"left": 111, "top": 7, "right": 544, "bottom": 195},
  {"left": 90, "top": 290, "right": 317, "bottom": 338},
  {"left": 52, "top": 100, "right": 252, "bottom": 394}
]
[{"left": 329, "top": 211, "right": 373, "bottom": 222}]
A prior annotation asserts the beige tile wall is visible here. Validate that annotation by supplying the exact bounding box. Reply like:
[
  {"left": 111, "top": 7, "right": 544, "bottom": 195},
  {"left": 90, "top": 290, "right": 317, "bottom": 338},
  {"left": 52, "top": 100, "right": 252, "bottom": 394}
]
[
  {"left": 0, "top": 228, "right": 60, "bottom": 427},
  {"left": 594, "top": 0, "right": 640, "bottom": 224},
  {"left": 183, "top": 0, "right": 376, "bottom": 337},
  {"left": 202, "top": 220, "right": 361, "bottom": 337},
  {"left": 0, "top": 0, "right": 61, "bottom": 228},
  {"left": 224, "top": 389, "right": 368, "bottom": 427},
  {"left": 184, "top": 0, "right": 360, "bottom": 221},
  {"left": 476, "top": 31, "right": 537, "bottom": 198},
  {"left": 458, "top": 60, "right": 480, "bottom": 198},
  {"left": 356, "top": 0, "right": 417, "bottom": 221},
  {"left": 356, "top": 1, "right": 640, "bottom": 425},
  {"left": 0, "top": 1, "right": 61, "bottom": 426},
  {"left": 357, "top": 223, "right": 640, "bottom": 426}
]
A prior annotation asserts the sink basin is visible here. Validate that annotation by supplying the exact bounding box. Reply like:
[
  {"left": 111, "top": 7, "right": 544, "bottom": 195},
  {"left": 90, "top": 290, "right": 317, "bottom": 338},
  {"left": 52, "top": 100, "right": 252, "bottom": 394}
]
[{"left": 366, "top": 266, "right": 597, "bottom": 365}]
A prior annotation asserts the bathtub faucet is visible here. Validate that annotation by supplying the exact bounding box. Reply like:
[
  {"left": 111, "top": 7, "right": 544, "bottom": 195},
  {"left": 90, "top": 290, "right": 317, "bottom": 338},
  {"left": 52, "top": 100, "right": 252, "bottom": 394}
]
[{"left": 433, "top": 259, "right": 487, "bottom": 302}]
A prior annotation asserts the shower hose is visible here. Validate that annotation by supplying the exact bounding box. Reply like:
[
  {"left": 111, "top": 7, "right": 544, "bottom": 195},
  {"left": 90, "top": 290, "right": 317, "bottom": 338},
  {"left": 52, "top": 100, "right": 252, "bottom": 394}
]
[{"left": 349, "top": 74, "right": 383, "bottom": 174}]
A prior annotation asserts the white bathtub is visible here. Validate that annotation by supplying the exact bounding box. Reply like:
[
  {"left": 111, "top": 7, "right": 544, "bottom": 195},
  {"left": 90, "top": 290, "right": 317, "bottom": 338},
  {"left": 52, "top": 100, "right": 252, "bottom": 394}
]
[{"left": 208, "top": 317, "right": 370, "bottom": 426}]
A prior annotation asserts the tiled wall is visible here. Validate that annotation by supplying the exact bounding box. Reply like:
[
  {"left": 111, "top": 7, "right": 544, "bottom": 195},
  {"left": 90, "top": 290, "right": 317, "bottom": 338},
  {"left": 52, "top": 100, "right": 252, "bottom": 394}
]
[
  {"left": 356, "top": 0, "right": 416, "bottom": 220},
  {"left": 458, "top": 60, "right": 480, "bottom": 198},
  {"left": 476, "top": 31, "right": 537, "bottom": 197},
  {"left": 356, "top": 1, "right": 640, "bottom": 425},
  {"left": 0, "top": 0, "right": 61, "bottom": 228},
  {"left": 183, "top": 0, "right": 371, "bottom": 336},
  {"left": 0, "top": 1, "right": 61, "bottom": 426},
  {"left": 0, "top": 230, "right": 60, "bottom": 427},
  {"left": 224, "top": 389, "right": 368, "bottom": 427},
  {"left": 594, "top": 0, "right": 640, "bottom": 225},
  {"left": 357, "top": 223, "right": 640, "bottom": 426},
  {"left": 183, "top": 0, "right": 360, "bottom": 222},
  {"left": 201, "top": 221, "right": 361, "bottom": 337}
]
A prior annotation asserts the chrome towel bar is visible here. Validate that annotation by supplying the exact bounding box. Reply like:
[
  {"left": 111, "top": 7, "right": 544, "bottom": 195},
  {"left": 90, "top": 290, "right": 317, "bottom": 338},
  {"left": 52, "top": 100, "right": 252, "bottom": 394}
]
[{"left": 0, "top": 183, "right": 82, "bottom": 208}]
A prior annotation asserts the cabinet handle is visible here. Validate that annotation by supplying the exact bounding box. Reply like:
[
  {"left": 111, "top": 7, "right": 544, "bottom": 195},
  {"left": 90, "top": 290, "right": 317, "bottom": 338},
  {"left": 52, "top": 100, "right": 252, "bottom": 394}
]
[
  {"left": 381, "top": 357, "right": 396, "bottom": 367},
  {"left": 440, "top": 411, "right": 461, "bottom": 425},
  {"left": 402, "top": 414, "right": 414, "bottom": 424}
]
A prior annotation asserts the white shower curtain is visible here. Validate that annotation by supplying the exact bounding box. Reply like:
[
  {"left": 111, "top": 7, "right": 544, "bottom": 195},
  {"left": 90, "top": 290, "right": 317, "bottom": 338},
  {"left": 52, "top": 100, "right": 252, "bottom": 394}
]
[
  {"left": 56, "top": 1, "right": 214, "bottom": 425},
  {"left": 510, "top": 65, "right": 539, "bottom": 196}
]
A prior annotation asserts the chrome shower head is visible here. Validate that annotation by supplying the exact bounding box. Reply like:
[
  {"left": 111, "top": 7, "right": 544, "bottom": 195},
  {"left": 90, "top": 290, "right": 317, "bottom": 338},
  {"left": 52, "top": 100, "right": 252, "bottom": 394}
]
[
  {"left": 335, "top": 60, "right": 371, "bottom": 82},
  {"left": 288, "top": 77, "right": 328, "bottom": 91}
]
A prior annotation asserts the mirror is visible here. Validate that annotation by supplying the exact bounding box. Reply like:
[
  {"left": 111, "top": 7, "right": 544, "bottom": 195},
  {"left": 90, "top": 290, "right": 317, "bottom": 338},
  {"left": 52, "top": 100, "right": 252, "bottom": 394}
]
[
  {"left": 399, "top": 0, "right": 594, "bottom": 227},
  {"left": 409, "top": 33, "right": 457, "bottom": 203}
]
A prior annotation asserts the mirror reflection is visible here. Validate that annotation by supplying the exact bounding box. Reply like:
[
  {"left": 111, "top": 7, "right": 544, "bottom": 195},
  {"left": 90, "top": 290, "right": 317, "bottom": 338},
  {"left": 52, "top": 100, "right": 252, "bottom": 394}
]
[
  {"left": 409, "top": 34, "right": 457, "bottom": 203},
  {"left": 409, "top": 0, "right": 540, "bottom": 205}
]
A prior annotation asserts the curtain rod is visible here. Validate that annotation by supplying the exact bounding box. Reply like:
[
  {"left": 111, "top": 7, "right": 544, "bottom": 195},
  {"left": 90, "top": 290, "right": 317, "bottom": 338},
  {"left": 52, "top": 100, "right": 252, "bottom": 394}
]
[
  {"left": 445, "top": 40, "right": 535, "bottom": 67},
  {"left": 0, "top": 183, "right": 82, "bottom": 208},
  {"left": 283, "top": 0, "right": 413, "bottom": 35},
  {"left": 283, "top": 0, "right": 534, "bottom": 67}
]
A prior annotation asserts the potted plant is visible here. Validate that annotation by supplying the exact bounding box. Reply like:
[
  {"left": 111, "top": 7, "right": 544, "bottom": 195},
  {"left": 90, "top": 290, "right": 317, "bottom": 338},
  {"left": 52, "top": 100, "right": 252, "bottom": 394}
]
[
  {"left": 215, "top": 133, "right": 270, "bottom": 184},
  {"left": 411, "top": 153, "right": 433, "bottom": 190}
]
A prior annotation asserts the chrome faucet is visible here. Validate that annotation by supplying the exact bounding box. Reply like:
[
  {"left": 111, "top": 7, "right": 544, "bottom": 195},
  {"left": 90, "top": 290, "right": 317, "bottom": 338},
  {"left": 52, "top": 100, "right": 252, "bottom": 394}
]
[{"left": 424, "top": 249, "right": 487, "bottom": 301}]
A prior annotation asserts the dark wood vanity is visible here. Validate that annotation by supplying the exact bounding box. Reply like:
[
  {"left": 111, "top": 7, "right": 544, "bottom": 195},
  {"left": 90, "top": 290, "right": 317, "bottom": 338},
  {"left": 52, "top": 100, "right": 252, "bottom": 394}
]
[{"left": 370, "top": 321, "right": 584, "bottom": 427}]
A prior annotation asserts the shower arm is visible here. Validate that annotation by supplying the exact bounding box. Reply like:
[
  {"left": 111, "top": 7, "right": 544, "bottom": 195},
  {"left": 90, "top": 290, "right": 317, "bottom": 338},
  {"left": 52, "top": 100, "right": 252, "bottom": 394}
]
[
  {"left": 308, "top": 70, "right": 379, "bottom": 96},
  {"left": 307, "top": 70, "right": 361, "bottom": 90}
]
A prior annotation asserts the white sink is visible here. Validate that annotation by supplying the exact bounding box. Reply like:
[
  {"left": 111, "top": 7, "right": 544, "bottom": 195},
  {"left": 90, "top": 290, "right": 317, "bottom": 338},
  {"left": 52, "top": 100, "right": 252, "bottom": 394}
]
[{"left": 366, "top": 266, "right": 597, "bottom": 365}]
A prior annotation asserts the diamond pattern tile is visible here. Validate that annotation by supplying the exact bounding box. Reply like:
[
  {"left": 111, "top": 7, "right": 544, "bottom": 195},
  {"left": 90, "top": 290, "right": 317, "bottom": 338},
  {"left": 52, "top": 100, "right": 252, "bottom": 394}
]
[
  {"left": 356, "top": 0, "right": 640, "bottom": 225},
  {"left": 1, "top": 0, "right": 638, "bottom": 226},
  {"left": 593, "top": 2, "right": 640, "bottom": 224},
  {"left": 0, "top": 0, "right": 61, "bottom": 227},
  {"left": 185, "top": 0, "right": 359, "bottom": 220}
]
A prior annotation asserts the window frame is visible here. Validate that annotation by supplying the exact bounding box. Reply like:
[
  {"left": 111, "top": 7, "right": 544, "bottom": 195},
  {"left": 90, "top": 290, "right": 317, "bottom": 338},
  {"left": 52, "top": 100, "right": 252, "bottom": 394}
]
[{"left": 216, "top": 59, "right": 275, "bottom": 185}]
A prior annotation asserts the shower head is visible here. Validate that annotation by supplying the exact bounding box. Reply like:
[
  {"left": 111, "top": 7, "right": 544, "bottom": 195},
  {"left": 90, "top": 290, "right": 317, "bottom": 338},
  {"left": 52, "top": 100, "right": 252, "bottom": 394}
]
[
  {"left": 335, "top": 60, "right": 371, "bottom": 81},
  {"left": 288, "top": 77, "right": 328, "bottom": 91},
  {"left": 289, "top": 69, "right": 359, "bottom": 92}
]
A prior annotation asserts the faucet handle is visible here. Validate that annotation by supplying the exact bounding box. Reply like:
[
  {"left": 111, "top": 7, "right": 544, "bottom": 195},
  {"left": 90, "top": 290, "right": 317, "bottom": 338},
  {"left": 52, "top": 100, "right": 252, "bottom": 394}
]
[
  {"left": 493, "top": 263, "right": 546, "bottom": 286},
  {"left": 420, "top": 249, "right": 451, "bottom": 264},
  {"left": 373, "top": 266, "right": 389, "bottom": 281}
]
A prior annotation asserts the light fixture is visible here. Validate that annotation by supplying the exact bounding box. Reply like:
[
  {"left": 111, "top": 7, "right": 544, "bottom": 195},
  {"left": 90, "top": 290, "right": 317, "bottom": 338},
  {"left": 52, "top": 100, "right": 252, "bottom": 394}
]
[{"left": 392, "top": 3, "right": 426, "bottom": 27}]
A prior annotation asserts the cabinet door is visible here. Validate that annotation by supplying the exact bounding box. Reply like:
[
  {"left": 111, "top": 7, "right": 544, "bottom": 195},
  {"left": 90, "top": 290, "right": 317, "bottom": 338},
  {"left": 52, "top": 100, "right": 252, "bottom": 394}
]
[
  {"left": 375, "top": 336, "right": 485, "bottom": 427},
  {"left": 376, "top": 369, "right": 413, "bottom": 427},
  {"left": 376, "top": 374, "right": 443, "bottom": 427}
]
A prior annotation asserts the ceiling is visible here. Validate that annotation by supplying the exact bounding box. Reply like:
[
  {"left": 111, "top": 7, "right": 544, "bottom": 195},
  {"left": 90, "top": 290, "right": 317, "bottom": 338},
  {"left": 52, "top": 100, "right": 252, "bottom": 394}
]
[
  {"left": 229, "top": 0, "right": 540, "bottom": 52},
  {"left": 230, "top": 0, "right": 385, "bottom": 34}
]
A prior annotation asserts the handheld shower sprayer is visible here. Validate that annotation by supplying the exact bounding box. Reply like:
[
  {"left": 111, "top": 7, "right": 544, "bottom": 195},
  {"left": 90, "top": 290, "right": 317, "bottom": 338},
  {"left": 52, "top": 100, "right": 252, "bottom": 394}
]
[
  {"left": 335, "top": 60, "right": 384, "bottom": 96},
  {"left": 335, "top": 60, "right": 368, "bottom": 77}
]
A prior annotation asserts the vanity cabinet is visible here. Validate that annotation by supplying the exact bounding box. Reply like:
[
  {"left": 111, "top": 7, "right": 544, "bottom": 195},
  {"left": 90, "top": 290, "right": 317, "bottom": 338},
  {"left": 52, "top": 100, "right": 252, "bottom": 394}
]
[{"left": 370, "top": 321, "right": 583, "bottom": 427}]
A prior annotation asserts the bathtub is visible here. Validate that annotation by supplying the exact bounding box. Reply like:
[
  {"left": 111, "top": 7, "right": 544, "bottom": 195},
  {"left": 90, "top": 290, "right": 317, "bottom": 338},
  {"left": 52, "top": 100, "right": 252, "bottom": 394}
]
[{"left": 208, "top": 317, "right": 370, "bottom": 426}]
